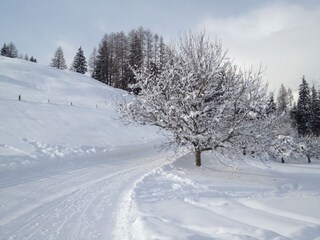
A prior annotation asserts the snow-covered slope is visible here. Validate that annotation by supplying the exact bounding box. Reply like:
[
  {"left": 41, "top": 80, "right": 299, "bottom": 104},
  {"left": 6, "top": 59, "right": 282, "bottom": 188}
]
[
  {"left": 0, "top": 56, "right": 158, "bottom": 152},
  {"left": 0, "top": 56, "right": 166, "bottom": 239}
]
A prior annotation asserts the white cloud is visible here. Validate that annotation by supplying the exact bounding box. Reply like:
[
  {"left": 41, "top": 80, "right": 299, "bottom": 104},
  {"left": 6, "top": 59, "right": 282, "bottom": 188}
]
[{"left": 198, "top": 3, "right": 320, "bottom": 92}]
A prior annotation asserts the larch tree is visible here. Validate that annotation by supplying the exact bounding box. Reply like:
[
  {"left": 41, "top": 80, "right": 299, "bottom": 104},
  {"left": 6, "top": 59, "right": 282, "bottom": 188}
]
[
  {"left": 128, "top": 31, "right": 144, "bottom": 88},
  {"left": 91, "top": 27, "right": 165, "bottom": 91},
  {"left": 71, "top": 46, "right": 87, "bottom": 74},
  {"left": 287, "top": 88, "right": 294, "bottom": 109},
  {"left": 277, "top": 84, "right": 289, "bottom": 113},
  {"left": 50, "top": 46, "right": 67, "bottom": 70},
  {"left": 7, "top": 42, "right": 18, "bottom": 58},
  {"left": 118, "top": 32, "right": 269, "bottom": 166},
  {"left": 94, "top": 36, "right": 110, "bottom": 84},
  {"left": 89, "top": 47, "right": 98, "bottom": 78}
]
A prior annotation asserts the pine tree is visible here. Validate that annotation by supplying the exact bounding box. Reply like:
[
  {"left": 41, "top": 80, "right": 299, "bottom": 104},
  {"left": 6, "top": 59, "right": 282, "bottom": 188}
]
[
  {"left": 1, "top": 42, "right": 18, "bottom": 58},
  {"left": 290, "top": 102, "right": 298, "bottom": 127},
  {"left": 296, "top": 76, "right": 312, "bottom": 136},
  {"left": 50, "top": 46, "right": 67, "bottom": 70},
  {"left": 71, "top": 47, "right": 87, "bottom": 74},
  {"left": 311, "top": 85, "right": 320, "bottom": 136},
  {"left": 1, "top": 43, "right": 9, "bottom": 56},
  {"left": 30, "top": 56, "right": 37, "bottom": 63}
]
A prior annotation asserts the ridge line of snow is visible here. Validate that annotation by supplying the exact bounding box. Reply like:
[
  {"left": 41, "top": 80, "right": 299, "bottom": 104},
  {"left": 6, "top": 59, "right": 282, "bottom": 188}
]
[
  {"left": 113, "top": 157, "right": 176, "bottom": 239},
  {"left": 0, "top": 166, "right": 141, "bottom": 226}
]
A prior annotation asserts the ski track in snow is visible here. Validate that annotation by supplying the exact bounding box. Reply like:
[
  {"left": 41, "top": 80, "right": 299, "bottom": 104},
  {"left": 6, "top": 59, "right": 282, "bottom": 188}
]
[
  {"left": 0, "top": 149, "right": 165, "bottom": 240},
  {"left": 122, "top": 153, "right": 320, "bottom": 240}
]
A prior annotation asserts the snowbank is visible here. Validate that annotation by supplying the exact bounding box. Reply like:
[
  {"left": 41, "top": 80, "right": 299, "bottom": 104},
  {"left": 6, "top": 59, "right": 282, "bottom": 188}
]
[{"left": 124, "top": 152, "right": 320, "bottom": 239}]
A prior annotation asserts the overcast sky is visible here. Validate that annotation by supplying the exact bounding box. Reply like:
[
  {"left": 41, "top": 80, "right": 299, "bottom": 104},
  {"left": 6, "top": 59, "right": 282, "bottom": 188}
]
[{"left": 1, "top": 0, "right": 319, "bottom": 92}]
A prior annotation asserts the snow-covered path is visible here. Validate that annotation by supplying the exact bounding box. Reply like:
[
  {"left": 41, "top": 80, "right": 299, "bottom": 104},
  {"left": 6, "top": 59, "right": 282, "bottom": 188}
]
[
  {"left": 0, "top": 145, "right": 164, "bottom": 240},
  {"left": 0, "top": 56, "right": 167, "bottom": 240}
]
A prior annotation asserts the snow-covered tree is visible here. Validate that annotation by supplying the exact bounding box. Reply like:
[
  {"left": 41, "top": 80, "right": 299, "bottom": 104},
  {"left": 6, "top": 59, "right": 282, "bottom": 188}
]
[
  {"left": 0, "top": 43, "right": 8, "bottom": 56},
  {"left": 1, "top": 42, "right": 18, "bottom": 58},
  {"left": 287, "top": 88, "right": 294, "bottom": 109},
  {"left": 127, "top": 30, "right": 144, "bottom": 89},
  {"left": 266, "top": 93, "right": 277, "bottom": 115},
  {"left": 277, "top": 84, "right": 289, "bottom": 113},
  {"left": 266, "top": 114, "right": 299, "bottom": 163},
  {"left": 89, "top": 47, "right": 97, "bottom": 78},
  {"left": 70, "top": 46, "right": 87, "bottom": 74},
  {"left": 310, "top": 86, "right": 320, "bottom": 136},
  {"left": 50, "top": 46, "right": 67, "bottom": 70},
  {"left": 298, "top": 136, "right": 320, "bottom": 163},
  {"left": 7, "top": 42, "right": 18, "bottom": 58},
  {"left": 30, "top": 56, "right": 37, "bottom": 63},
  {"left": 295, "top": 76, "right": 312, "bottom": 136},
  {"left": 119, "top": 32, "right": 269, "bottom": 166}
]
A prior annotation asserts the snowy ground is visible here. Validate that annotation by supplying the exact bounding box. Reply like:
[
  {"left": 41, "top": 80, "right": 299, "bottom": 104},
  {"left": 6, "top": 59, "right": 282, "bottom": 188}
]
[
  {"left": 0, "top": 57, "right": 166, "bottom": 239},
  {"left": 123, "top": 152, "right": 320, "bottom": 240},
  {"left": 0, "top": 57, "right": 319, "bottom": 239}
]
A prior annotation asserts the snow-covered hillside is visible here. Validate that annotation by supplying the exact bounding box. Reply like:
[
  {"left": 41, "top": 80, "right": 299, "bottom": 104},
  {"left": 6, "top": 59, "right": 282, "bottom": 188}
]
[
  {"left": 0, "top": 56, "right": 159, "bottom": 150},
  {"left": 0, "top": 56, "right": 166, "bottom": 239},
  {"left": 0, "top": 57, "right": 319, "bottom": 240}
]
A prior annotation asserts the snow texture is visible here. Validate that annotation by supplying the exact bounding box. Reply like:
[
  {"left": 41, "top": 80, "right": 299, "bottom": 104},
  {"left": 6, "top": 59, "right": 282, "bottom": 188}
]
[{"left": 0, "top": 56, "right": 319, "bottom": 240}]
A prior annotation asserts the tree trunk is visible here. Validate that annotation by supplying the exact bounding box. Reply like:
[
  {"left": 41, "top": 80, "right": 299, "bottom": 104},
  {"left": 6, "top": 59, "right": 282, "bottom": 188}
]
[
  {"left": 195, "top": 148, "right": 201, "bottom": 167},
  {"left": 307, "top": 155, "right": 311, "bottom": 163}
]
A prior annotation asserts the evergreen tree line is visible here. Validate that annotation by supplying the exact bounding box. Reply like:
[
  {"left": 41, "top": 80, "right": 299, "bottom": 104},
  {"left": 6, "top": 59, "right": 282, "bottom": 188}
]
[
  {"left": 267, "top": 77, "right": 320, "bottom": 137},
  {"left": 1, "top": 42, "right": 37, "bottom": 62},
  {"left": 50, "top": 46, "right": 88, "bottom": 74},
  {"left": 290, "top": 77, "right": 320, "bottom": 137},
  {"left": 3, "top": 27, "right": 165, "bottom": 92},
  {"left": 50, "top": 27, "right": 166, "bottom": 91}
]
